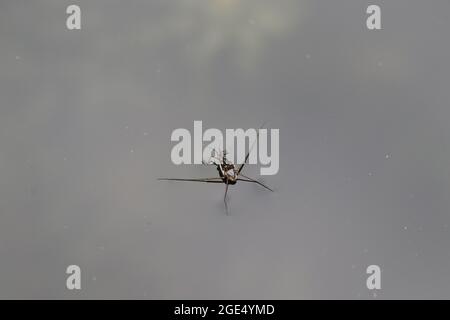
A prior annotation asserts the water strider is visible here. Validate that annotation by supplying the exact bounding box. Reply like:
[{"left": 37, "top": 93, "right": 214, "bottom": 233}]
[{"left": 159, "top": 127, "right": 274, "bottom": 214}]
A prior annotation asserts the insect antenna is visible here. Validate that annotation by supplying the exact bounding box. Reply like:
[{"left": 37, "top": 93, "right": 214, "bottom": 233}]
[{"left": 237, "top": 122, "right": 267, "bottom": 175}]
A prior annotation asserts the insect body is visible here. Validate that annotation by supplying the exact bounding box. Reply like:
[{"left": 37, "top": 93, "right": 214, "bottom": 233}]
[{"left": 158, "top": 148, "right": 273, "bottom": 214}]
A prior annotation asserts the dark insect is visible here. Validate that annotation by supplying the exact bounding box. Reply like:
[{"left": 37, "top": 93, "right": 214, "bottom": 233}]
[{"left": 158, "top": 130, "right": 273, "bottom": 215}]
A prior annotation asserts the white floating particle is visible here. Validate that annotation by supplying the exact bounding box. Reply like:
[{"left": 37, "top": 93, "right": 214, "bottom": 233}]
[
  {"left": 404, "top": 226, "right": 408, "bottom": 230},
  {"left": 305, "top": 54, "right": 311, "bottom": 59},
  {"left": 385, "top": 154, "right": 390, "bottom": 159}
]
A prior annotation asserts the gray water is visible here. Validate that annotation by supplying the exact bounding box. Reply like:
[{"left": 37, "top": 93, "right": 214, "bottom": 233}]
[{"left": 0, "top": 0, "right": 450, "bottom": 299}]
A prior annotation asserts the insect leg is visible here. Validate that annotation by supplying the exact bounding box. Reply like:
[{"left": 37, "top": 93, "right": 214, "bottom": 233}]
[
  {"left": 224, "top": 179, "right": 229, "bottom": 215},
  {"left": 158, "top": 178, "right": 223, "bottom": 183},
  {"left": 237, "top": 174, "right": 274, "bottom": 192}
]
